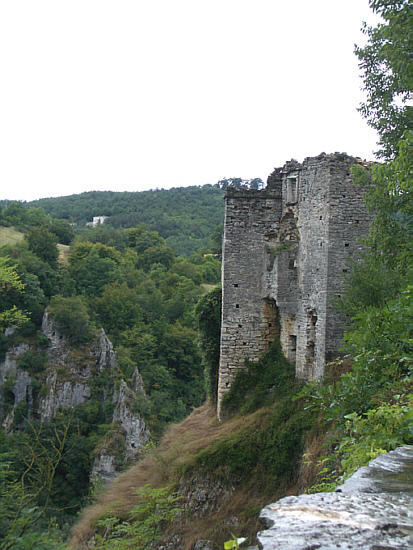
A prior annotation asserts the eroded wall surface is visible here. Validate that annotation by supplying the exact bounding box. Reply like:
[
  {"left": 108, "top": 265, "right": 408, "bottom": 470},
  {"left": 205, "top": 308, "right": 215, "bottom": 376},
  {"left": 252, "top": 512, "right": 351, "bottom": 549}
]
[{"left": 218, "top": 153, "right": 371, "bottom": 415}]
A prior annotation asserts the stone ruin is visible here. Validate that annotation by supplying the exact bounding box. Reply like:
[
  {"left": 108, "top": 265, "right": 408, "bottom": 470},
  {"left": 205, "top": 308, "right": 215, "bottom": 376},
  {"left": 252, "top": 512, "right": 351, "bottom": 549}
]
[{"left": 217, "top": 152, "right": 372, "bottom": 417}]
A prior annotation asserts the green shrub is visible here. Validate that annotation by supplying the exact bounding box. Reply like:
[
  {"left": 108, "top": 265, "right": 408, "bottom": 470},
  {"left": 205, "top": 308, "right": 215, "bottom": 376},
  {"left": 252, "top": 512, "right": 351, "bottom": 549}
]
[
  {"left": 49, "top": 295, "right": 93, "bottom": 344},
  {"left": 17, "top": 350, "right": 47, "bottom": 374},
  {"left": 222, "top": 341, "right": 296, "bottom": 416},
  {"left": 95, "top": 485, "right": 181, "bottom": 549},
  {"left": 195, "top": 285, "right": 221, "bottom": 404}
]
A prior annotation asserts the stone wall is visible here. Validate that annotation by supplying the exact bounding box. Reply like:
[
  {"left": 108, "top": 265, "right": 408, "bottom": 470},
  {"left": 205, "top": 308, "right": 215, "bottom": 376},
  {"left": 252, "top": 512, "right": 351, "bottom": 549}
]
[
  {"left": 217, "top": 185, "right": 282, "bottom": 417},
  {"left": 218, "top": 153, "right": 371, "bottom": 414}
]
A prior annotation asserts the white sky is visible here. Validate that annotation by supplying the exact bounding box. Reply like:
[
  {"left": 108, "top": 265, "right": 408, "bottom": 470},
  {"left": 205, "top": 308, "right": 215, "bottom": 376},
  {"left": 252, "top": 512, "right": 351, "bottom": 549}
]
[{"left": 0, "top": 0, "right": 379, "bottom": 202}]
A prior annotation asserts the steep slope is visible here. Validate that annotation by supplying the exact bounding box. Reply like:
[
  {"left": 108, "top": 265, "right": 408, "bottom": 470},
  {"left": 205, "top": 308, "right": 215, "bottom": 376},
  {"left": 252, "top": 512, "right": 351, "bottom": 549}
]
[
  {"left": 70, "top": 346, "right": 315, "bottom": 549},
  {"left": 0, "top": 312, "right": 149, "bottom": 489}
]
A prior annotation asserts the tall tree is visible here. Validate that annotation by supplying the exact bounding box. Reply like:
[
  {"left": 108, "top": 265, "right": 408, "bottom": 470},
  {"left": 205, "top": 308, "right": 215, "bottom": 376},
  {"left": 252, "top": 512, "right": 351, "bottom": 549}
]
[
  {"left": 26, "top": 226, "right": 59, "bottom": 266},
  {"left": 355, "top": 0, "right": 410, "bottom": 160}
]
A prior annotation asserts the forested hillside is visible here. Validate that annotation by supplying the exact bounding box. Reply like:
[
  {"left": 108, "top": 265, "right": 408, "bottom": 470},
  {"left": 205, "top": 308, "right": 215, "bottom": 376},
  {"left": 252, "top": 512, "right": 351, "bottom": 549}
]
[
  {"left": 0, "top": 195, "right": 222, "bottom": 547},
  {"left": 20, "top": 185, "right": 226, "bottom": 256}
]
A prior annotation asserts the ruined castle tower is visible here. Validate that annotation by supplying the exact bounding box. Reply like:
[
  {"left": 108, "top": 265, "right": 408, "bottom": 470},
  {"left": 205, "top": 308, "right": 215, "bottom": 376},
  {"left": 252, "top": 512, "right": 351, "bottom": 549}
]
[{"left": 217, "top": 153, "right": 371, "bottom": 417}]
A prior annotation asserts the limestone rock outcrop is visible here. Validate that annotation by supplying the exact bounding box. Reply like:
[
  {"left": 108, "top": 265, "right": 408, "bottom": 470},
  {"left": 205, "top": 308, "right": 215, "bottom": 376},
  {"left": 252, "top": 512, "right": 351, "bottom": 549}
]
[{"left": 0, "top": 312, "right": 150, "bottom": 482}]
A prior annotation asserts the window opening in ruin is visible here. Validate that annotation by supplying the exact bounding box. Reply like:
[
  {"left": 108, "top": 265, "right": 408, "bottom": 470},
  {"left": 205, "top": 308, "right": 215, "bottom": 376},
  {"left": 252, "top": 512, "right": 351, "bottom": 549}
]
[
  {"left": 263, "top": 298, "right": 279, "bottom": 345},
  {"left": 286, "top": 176, "right": 298, "bottom": 204},
  {"left": 235, "top": 304, "right": 239, "bottom": 308},
  {"left": 234, "top": 284, "right": 239, "bottom": 287},
  {"left": 306, "top": 310, "right": 317, "bottom": 378},
  {"left": 345, "top": 243, "right": 349, "bottom": 247},
  {"left": 288, "top": 258, "right": 296, "bottom": 269},
  {"left": 289, "top": 335, "right": 297, "bottom": 363}
]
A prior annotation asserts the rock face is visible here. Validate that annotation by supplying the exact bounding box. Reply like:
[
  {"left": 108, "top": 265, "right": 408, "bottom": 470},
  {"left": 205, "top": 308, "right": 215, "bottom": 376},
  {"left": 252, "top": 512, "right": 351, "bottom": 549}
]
[
  {"left": 112, "top": 379, "right": 150, "bottom": 460},
  {"left": 258, "top": 446, "right": 413, "bottom": 549},
  {"left": 0, "top": 343, "right": 31, "bottom": 430},
  {"left": 0, "top": 312, "right": 150, "bottom": 481}
]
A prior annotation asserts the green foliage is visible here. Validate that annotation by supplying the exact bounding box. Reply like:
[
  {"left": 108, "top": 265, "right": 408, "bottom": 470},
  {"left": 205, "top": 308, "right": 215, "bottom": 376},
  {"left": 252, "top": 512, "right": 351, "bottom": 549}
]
[
  {"left": 12, "top": 402, "right": 29, "bottom": 427},
  {"left": 94, "top": 485, "right": 181, "bottom": 549},
  {"left": 93, "top": 282, "right": 144, "bottom": 342},
  {"left": 195, "top": 285, "right": 222, "bottom": 404},
  {"left": 298, "top": 284, "right": 412, "bottom": 491},
  {"left": 0, "top": 257, "right": 29, "bottom": 331},
  {"left": 196, "top": 395, "right": 311, "bottom": 488},
  {"left": 354, "top": 0, "right": 410, "bottom": 160},
  {"left": 138, "top": 245, "right": 174, "bottom": 272},
  {"left": 124, "top": 225, "right": 165, "bottom": 254},
  {"left": 0, "top": 420, "right": 72, "bottom": 549},
  {"left": 209, "top": 224, "right": 223, "bottom": 255},
  {"left": 296, "top": 289, "right": 412, "bottom": 426},
  {"left": 224, "top": 535, "right": 247, "bottom": 550},
  {"left": 308, "top": 399, "right": 412, "bottom": 493},
  {"left": 337, "top": 402, "right": 412, "bottom": 477},
  {"left": 26, "top": 226, "right": 59, "bottom": 266},
  {"left": 334, "top": 252, "right": 405, "bottom": 318},
  {"left": 48, "top": 219, "right": 75, "bottom": 245},
  {"left": 49, "top": 295, "right": 93, "bottom": 344},
  {"left": 217, "top": 177, "right": 264, "bottom": 190},
  {"left": 0, "top": 201, "right": 30, "bottom": 228},
  {"left": 17, "top": 350, "right": 47, "bottom": 375},
  {"left": 222, "top": 341, "right": 296, "bottom": 416},
  {"left": 193, "top": 341, "right": 311, "bottom": 489},
  {"left": 27, "top": 185, "right": 225, "bottom": 257}
]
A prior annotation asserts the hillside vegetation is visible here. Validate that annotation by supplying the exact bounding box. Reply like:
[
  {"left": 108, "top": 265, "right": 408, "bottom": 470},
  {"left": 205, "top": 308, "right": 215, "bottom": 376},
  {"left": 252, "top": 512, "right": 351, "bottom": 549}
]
[
  {"left": 23, "top": 185, "right": 226, "bottom": 257},
  {"left": 0, "top": 227, "right": 25, "bottom": 247},
  {"left": 71, "top": 344, "right": 314, "bottom": 549}
]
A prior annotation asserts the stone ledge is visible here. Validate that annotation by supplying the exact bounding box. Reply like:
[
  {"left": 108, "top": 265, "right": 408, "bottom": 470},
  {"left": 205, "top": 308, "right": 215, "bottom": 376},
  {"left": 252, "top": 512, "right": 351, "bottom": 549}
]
[{"left": 257, "top": 446, "right": 413, "bottom": 549}]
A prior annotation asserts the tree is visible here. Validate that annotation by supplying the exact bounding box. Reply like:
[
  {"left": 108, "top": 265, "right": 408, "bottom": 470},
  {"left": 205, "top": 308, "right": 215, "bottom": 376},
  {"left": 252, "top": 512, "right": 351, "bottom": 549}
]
[
  {"left": 0, "top": 420, "right": 70, "bottom": 550},
  {"left": 195, "top": 285, "right": 222, "bottom": 404},
  {"left": 26, "top": 226, "right": 59, "bottom": 266},
  {"left": 0, "top": 257, "right": 29, "bottom": 330},
  {"left": 49, "top": 295, "right": 93, "bottom": 343},
  {"left": 0, "top": 201, "right": 29, "bottom": 227},
  {"left": 48, "top": 218, "right": 75, "bottom": 245},
  {"left": 355, "top": 0, "right": 410, "bottom": 160},
  {"left": 93, "top": 282, "right": 144, "bottom": 342},
  {"left": 340, "top": 0, "right": 411, "bottom": 316}
]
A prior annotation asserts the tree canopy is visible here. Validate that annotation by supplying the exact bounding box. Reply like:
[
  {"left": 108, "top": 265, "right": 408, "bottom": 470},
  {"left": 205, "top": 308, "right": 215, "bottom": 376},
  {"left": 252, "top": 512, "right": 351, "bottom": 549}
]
[{"left": 355, "top": 0, "right": 410, "bottom": 159}]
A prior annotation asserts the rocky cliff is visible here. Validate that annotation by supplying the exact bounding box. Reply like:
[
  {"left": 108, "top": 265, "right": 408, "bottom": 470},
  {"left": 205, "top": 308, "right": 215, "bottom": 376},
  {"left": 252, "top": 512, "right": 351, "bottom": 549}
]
[{"left": 0, "top": 312, "right": 150, "bottom": 483}]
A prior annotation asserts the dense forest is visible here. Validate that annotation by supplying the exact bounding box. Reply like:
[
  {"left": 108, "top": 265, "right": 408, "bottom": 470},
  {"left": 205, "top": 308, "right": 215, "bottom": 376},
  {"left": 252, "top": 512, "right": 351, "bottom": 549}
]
[
  {"left": 1, "top": 185, "right": 225, "bottom": 257},
  {"left": 0, "top": 1, "right": 411, "bottom": 548}
]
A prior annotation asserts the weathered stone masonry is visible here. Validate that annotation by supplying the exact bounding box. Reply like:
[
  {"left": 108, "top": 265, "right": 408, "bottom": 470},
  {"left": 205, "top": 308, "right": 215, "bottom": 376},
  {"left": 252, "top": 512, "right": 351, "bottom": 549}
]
[{"left": 217, "top": 153, "right": 372, "bottom": 416}]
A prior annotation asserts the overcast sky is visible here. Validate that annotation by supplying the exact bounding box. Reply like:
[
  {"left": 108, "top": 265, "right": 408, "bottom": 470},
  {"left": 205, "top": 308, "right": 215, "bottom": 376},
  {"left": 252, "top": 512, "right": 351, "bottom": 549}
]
[{"left": 0, "top": 0, "right": 379, "bottom": 202}]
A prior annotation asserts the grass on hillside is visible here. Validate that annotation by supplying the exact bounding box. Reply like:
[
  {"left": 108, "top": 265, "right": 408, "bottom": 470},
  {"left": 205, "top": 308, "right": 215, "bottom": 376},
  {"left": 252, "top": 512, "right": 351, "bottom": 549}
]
[
  {"left": 70, "top": 403, "right": 304, "bottom": 549},
  {"left": 70, "top": 345, "right": 319, "bottom": 549},
  {"left": 0, "top": 226, "right": 25, "bottom": 247},
  {"left": 0, "top": 227, "right": 70, "bottom": 265},
  {"left": 57, "top": 243, "right": 70, "bottom": 265}
]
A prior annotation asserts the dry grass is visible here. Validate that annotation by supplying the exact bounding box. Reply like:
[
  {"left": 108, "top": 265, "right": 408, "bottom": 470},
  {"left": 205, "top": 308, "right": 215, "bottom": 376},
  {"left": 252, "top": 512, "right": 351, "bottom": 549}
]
[
  {"left": 70, "top": 402, "right": 299, "bottom": 549},
  {"left": 298, "top": 429, "right": 332, "bottom": 493},
  {"left": 57, "top": 243, "right": 70, "bottom": 265},
  {"left": 0, "top": 226, "right": 25, "bottom": 247},
  {"left": 324, "top": 357, "right": 353, "bottom": 385}
]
